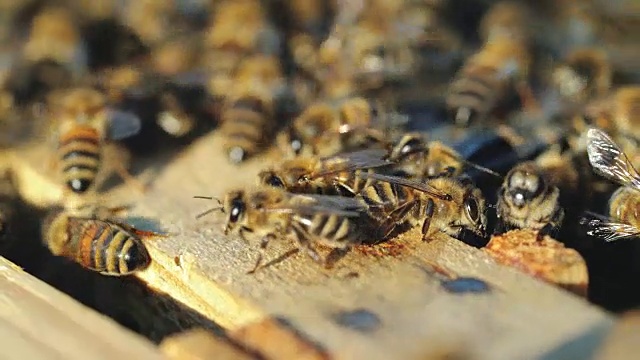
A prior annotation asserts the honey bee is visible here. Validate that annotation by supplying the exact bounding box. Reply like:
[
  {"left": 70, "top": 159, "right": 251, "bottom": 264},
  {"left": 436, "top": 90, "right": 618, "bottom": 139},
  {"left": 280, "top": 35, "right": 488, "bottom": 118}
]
[
  {"left": 571, "top": 86, "right": 640, "bottom": 157},
  {"left": 583, "top": 128, "right": 640, "bottom": 241},
  {"left": 258, "top": 148, "right": 391, "bottom": 196},
  {"left": 356, "top": 172, "right": 487, "bottom": 241},
  {"left": 197, "top": 187, "right": 371, "bottom": 272},
  {"left": 204, "top": 0, "right": 282, "bottom": 100},
  {"left": 219, "top": 55, "right": 286, "bottom": 163},
  {"left": 386, "top": 132, "right": 501, "bottom": 180},
  {"left": 278, "top": 96, "right": 401, "bottom": 158},
  {"left": 552, "top": 47, "right": 612, "bottom": 105},
  {"left": 47, "top": 87, "right": 143, "bottom": 195},
  {"left": 495, "top": 162, "right": 564, "bottom": 239},
  {"left": 42, "top": 206, "right": 164, "bottom": 276},
  {"left": 446, "top": 2, "right": 533, "bottom": 126}
]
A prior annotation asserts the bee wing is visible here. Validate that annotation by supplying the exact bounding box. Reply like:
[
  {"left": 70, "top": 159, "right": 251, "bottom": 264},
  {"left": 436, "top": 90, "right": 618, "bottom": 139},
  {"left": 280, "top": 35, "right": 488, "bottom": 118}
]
[
  {"left": 583, "top": 218, "right": 640, "bottom": 242},
  {"left": 587, "top": 128, "right": 640, "bottom": 191},
  {"left": 106, "top": 109, "right": 142, "bottom": 140},
  {"left": 356, "top": 172, "right": 453, "bottom": 201},
  {"left": 312, "top": 148, "right": 392, "bottom": 178},
  {"left": 265, "top": 193, "right": 366, "bottom": 217}
]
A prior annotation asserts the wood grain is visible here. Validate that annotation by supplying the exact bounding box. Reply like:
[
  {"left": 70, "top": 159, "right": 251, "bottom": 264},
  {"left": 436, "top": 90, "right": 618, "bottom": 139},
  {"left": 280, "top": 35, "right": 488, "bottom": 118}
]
[
  {"left": 0, "top": 256, "right": 165, "bottom": 360},
  {"left": 13, "top": 132, "right": 616, "bottom": 359}
]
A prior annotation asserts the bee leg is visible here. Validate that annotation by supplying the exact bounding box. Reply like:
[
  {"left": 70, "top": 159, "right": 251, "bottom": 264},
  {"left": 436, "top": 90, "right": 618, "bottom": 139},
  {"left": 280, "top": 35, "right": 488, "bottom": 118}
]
[
  {"left": 291, "top": 223, "right": 325, "bottom": 265},
  {"left": 536, "top": 223, "right": 554, "bottom": 242},
  {"left": 378, "top": 201, "right": 416, "bottom": 239},
  {"left": 247, "top": 234, "right": 275, "bottom": 274},
  {"left": 421, "top": 198, "right": 435, "bottom": 241}
]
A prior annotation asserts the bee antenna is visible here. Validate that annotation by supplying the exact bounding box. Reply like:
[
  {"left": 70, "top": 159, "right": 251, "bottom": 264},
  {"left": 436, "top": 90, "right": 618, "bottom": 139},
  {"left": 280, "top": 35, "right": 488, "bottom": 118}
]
[
  {"left": 193, "top": 195, "right": 223, "bottom": 206},
  {"left": 195, "top": 206, "right": 224, "bottom": 219},
  {"left": 461, "top": 159, "right": 502, "bottom": 178}
]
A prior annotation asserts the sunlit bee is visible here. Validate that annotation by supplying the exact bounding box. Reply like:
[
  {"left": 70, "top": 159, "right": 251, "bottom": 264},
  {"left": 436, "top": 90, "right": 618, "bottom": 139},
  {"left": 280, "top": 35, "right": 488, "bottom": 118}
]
[
  {"left": 583, "top": 128, "right": 640, "bottom": 241},
  {"left": 198, "top": 187, "right": 370, "bottom": 272},
  {"left": 49, "top": 87, "right": 141, "bottom": 194},
  {"left": 258, "top": 148, "right": 391, "bottom": 196},
  {"left": 42, "top": 207, "right": 163, "bottom": 276},
  {"left": 355, "top": 173, "right": 487, "bottom": 241}
]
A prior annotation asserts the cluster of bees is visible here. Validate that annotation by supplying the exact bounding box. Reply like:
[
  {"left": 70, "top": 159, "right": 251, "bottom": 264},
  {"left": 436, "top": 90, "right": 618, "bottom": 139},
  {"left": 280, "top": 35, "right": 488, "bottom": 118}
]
[{"left": 0, "top": 1, "right": 637, "bottom": 306}]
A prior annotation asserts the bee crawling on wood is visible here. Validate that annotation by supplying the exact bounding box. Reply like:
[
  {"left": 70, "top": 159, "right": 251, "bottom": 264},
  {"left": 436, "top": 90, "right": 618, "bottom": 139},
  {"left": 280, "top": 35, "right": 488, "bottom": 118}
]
[
  {"left": 195, "top": 187, "right": 372, "bottom": 273},
  {"left": 47, "top": 87, "right": 145, "bottom": 196},
  {"left": 582, "top": 128, "right": 640, "bottom": 241},
  {"left": 42, "top": 205, "right": 166, "bottom": 276},
  {"left": 355, "top": 172, "right": 488, "bottom": 242},
  {"left": 258, "top": 148, "right": 392, "bottom": 196}
]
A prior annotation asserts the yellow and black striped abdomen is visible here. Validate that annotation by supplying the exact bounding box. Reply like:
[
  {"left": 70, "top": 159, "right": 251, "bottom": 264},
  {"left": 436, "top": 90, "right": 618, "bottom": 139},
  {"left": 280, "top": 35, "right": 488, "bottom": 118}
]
[
  {"left": 58, "top": 126, "right": 101, "bottom": 193},
  {"left": 68, "top": 218, "right": 151, "bottom": 276},
  {"left": 446, "top": 65, "right": 504, "bottom": 125},
  {"left": 298, "top": 213, "right": 361, "bottom": 249},
  {"left": 221, "top": 96, "right": 272, "bottom": 164}
]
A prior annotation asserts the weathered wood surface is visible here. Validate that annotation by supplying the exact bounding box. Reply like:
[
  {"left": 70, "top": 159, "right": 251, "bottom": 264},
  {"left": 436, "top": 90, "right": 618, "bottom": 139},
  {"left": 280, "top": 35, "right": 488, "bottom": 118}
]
[
  {"left": 0, "top": 256, "right": 165, "bottom": 360},
  {"left": 12, "top": 132, "right": 616, "bottom": 359},
  {"left": 160, "top": 328, "right": 253, "bottom": 360}
]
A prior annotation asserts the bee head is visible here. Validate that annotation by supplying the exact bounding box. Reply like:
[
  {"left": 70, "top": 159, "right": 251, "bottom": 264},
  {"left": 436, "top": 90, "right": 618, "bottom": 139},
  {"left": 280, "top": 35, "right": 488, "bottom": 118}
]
[
  {"left": 504, "top": 165, "right": 545, "bottom": 208},
  {"left": 223, "top": 190, "right": 247, "bottom": 234},
  {"left": 388, "top": 133, "right": 426, "bottom": 162},
  {"left": 258, "top": 170, "right": 286, "bottom": 188},
  {"left": 462, "top": 186, "right": 487, "bottom": 237}
]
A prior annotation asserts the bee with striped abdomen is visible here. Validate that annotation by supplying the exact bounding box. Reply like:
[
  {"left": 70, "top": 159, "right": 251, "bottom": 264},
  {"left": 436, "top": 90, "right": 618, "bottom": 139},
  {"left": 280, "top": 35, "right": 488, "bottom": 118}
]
[
  {"left": 446, "top": 1, "right": 533, "bottom": 126},
  {"left": 583, "top": 128, "right": 640, "bottom": 241},
  {"left": 386, "top": 132, "right": 501, "bottom": 180},
  {"left": 278, "top": 96, "right": 401, "bottom": 158},
  {"left": 48, "top": 87, "right": 143, "bottom": 195},
  {"left": 197, "top": 186, "right": 371, "bottom": 273},
  {"left": 355, "top": 172, "right": 487, "bottom": 242},
  {"left": 219, "top": 55, "right": 286, "bottom": 163},
  {"left": 42, "top": 206, "right": 164, "bottom": 276},
  {"left": 258, "top": 148, "right": 392, "bottom": 196}
]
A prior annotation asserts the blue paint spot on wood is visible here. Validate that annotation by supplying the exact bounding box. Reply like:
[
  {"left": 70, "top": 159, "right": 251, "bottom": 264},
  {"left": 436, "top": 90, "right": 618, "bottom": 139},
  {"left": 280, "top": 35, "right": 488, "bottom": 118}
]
[
  {"left": 441, "top": 277, "right": 491, "bottom": 294},
  {"left": 333, "top": 309, "right": 381, "bottom": 333}
]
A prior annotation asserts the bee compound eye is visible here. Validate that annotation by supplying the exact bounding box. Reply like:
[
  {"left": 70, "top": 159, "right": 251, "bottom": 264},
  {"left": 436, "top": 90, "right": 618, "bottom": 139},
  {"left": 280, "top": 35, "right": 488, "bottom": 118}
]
[
  {"left": 229, "top": 198, "right": 245, "bottom": 223},
  {"left": 465, "top": 198, "right": 480, "bottom": 222},
  {"left": 266, "top": 175, "right": 285, "bottom": 188}
]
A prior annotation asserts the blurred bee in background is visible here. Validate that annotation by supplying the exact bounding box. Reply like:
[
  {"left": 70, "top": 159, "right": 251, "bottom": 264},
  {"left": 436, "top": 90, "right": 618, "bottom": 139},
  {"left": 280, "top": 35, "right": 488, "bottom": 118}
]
[
  {"left": 258, "top": 148, "right": 391, "bottom": 196},
  {"left": 386, "top": 132, "right": 502, "bottom": 180},
  {"left": 42, "top": 205, "right": 163, "bottom": 276},
  {"left": 219, "top": 55, "right": 287, "bottom": 163},
  {"left": 552, "top": 47, "right": 612, "bottom": 108},
  {"left": 198, "top": 186, "right": 371, "bottom": 272},
  {"left": 204, "top": 0, "right": 283, "bottom": 101},
  {"left": 278, "top": 96, "right": 405, "bottom": 158},
  {"left": 47, "top": 87, "right": 144, "bottom": 196},
  {"left": 446, "top": 1, "right": 535, "bottom": 126},
  {"left": 571, "top": 86, "right": 640, "bottom": 162},
  {"left": 583, "top": 128, "right": 640, "bottom": 241},
  {"left": 356, "top": 172, "right": 487, "bottom": 241},
  {"left": 118, "top": 0, "right": 177, "bottom": 47}
]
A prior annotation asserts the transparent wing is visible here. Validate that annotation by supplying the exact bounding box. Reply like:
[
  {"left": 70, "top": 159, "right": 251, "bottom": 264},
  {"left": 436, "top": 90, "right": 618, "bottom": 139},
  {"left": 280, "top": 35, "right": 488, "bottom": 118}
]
[
  {"left": 311, "top": 148, "right": 392, "bottom": 178},
  {"left": 582, "top": 218, "right": 640, "bottom": 242},
  {"left": 265, "top": 193, "right": 367, "bottom": 217},
  {"left": 355, "top": 172, "right": 453, "bottom": 201},
  {"left": 106, "top": 109, "right": 142, "bottom": 140},
  {"left": 587, "top": 128, "right": 640, "bottom": 191}
]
